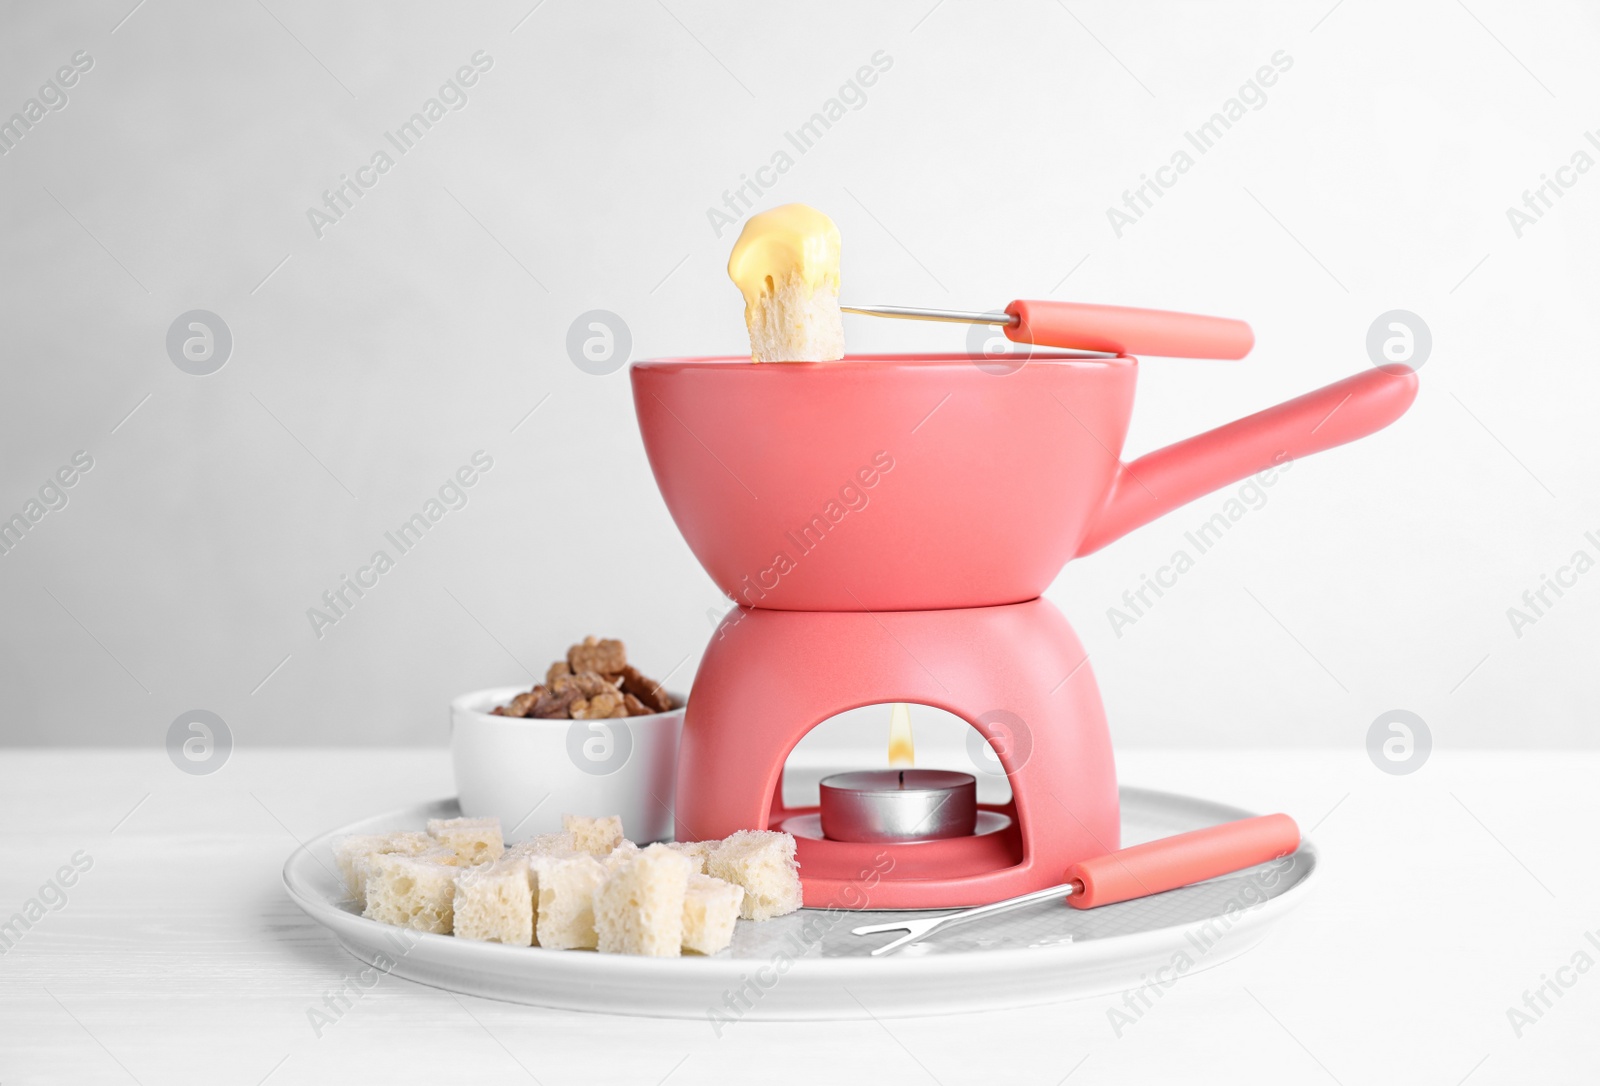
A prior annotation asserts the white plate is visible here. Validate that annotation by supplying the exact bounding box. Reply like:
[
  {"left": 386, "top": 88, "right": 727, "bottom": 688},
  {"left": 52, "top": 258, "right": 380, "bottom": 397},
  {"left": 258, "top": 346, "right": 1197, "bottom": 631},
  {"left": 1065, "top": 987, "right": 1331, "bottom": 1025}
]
[{"left": 282, "top": 787, "right": 1317, "bottom": 1021}]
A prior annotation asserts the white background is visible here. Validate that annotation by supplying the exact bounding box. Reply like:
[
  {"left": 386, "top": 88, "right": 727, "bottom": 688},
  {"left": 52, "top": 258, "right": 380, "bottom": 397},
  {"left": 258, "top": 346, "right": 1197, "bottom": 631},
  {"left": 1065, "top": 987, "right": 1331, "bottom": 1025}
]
[{"left": 1, "top": 0, "right": 1595, "bottom": 754}]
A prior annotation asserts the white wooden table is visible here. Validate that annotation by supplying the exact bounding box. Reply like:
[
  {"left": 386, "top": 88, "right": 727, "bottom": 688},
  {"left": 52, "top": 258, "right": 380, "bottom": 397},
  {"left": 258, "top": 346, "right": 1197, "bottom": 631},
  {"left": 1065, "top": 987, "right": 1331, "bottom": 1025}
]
[{"left": 1, "top": 748, "right": 1594, "bottom": 1085}]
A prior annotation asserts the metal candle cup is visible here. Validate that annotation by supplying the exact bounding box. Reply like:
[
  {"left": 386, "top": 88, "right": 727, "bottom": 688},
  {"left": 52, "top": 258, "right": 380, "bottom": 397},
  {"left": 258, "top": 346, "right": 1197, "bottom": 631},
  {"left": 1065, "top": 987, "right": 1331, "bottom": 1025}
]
[{"left": 818, "top": 770, "right": 978, "bottom": 843}]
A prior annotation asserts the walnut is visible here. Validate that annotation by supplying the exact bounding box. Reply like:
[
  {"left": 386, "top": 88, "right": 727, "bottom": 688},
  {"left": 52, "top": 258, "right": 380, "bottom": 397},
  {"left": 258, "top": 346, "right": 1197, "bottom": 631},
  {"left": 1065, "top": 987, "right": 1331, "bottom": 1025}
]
[
  {"left": 502, "top": 688, "right": 544, "bottom": 718},
  {"left": 617, "top": 665, "right": 672, "bottom": 713},
  {"left": 530, "top": 686, "right": 580, "bottom": 719},
  {"left": 570, "top": 690, "right": 624, "bottom": 720},
  {"left": 503, "top": 638, "right": 667, "bottom": 719},
  {"left": 552, "top": 670, "right": 619, "bottom": 698},
  {"left": 568, "top": 636, "right": 626, "bottom": 676}
]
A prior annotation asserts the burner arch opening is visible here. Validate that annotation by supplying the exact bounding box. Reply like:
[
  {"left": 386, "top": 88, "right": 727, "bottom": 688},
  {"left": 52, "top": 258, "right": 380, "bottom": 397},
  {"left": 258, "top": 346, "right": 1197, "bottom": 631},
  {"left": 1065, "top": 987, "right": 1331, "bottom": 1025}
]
[{"left": 778, "top": 702, "right": 1016, "bottom": 812}]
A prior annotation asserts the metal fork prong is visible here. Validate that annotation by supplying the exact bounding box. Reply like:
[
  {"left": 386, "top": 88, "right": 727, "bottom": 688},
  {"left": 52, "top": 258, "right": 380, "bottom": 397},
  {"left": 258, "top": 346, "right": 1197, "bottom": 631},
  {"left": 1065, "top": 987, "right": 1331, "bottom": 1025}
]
[
  {"left": 869, "top": 928, "right": 930, "bottom": 956},
  {"left": 853, "top": 881, "right": 1081, "bottom": 955},
  {"left": 850, "top": 919, "right": 918, "bottom": 936}
]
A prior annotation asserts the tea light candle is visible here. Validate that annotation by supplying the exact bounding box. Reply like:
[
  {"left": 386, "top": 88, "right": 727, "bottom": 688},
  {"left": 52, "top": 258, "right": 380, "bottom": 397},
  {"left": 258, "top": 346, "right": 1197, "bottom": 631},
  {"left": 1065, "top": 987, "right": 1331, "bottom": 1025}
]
[{"left": 818, "top": 769, "right": 977, "bottom": 843}]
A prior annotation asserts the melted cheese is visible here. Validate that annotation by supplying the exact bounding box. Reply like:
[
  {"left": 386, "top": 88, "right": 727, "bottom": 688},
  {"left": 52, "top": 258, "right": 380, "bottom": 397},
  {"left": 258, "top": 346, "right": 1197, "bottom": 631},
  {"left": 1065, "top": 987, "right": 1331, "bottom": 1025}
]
[{"left": 727, "top": 203, "right": 842, "bottom": 325}]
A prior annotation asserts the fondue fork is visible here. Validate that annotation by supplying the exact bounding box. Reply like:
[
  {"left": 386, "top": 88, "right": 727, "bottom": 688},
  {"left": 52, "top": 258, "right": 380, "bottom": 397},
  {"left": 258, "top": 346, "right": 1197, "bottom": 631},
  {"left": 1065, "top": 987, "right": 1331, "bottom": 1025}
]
[
  {"left": 850, "top": 813, "right": 1298, "bottom": 956},
  {"left": 841, "top": 299, "right": 1255, "bottom": 358}
]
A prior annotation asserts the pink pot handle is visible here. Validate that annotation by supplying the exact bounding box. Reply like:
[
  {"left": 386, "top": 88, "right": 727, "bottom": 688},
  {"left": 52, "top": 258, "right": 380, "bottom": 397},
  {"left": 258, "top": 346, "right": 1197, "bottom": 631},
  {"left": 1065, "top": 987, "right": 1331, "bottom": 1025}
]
[{"left": 1076, "top": 365, "right": 1419, "bottom": 557}]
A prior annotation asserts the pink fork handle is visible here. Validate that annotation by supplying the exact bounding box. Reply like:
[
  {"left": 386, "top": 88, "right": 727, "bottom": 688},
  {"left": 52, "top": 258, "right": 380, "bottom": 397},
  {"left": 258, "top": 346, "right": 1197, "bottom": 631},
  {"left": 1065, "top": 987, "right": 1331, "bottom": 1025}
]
[
  {"left": 1006, "top": 299, "right": 1255, "bottom": 359},
  {"left": 1076, "top": 364, "right": 1419, "bottom": 557},
  {"left": 1066, "top": 814, "right": 1300, "bottom": 909}
]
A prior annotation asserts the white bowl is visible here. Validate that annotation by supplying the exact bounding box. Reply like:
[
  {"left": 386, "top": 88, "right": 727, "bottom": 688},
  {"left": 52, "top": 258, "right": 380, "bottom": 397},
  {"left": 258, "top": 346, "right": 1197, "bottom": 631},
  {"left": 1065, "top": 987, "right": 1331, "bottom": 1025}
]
[{"left": 449, "top": 685, "right": 685, "bottom": 842}]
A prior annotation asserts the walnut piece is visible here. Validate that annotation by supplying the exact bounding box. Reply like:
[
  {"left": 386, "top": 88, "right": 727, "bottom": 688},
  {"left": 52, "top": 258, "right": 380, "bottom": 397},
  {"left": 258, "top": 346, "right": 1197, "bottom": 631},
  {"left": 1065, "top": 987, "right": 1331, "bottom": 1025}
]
[
  {"left": 568, "top": 636, "right": 626, "bottom": 676},
  {"left": 552, "top": 670, "right": 621, "bottom": 699},
  {"left": 530, "top": 687, "right": 580, "bottom": 719},
  {"left": 570, "top": 691, "right": 625, "bottom": 720},
  {"left": 618, "top": 665, "right": 672, "bottom": 713},
  {"left": 503, "top": 689, "right": 543, "bottom": 718}
]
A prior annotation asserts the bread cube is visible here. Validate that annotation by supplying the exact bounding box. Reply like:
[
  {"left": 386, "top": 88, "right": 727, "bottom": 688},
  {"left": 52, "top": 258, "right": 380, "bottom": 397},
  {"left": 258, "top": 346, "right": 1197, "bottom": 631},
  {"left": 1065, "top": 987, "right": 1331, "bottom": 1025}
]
[
  {"left": 534, "top": 854, "right": 607, "bottom": 950},
  {"left": 426, "top": 816, "right": 504, "bottom": 866},
  {"left": 746, "top": 272, "right": 845, "bottom": 362},
  {"left": 359, "top": 839, "right": 456, "bottom": 907},
  {"left": 521, "top": 849, "right": 581, "bottom": 877},
  {"left": 603, "top": 839, "right": 641, "bottom": 871},
  {"left": 363, "top": 852, "right": 460, "bottom": 934},
  {"left": 332, "top": 831, "right": 436, "bottom": 901},
  {"left": 682, "top": 873, "right": 744, "bottom": 955},
  {"left": 707, "top": 830, "right": 802, "bottom": 920},
  {"left": 664, "top": 840, "right": 714, "bottom": 874},
  {"left": 516, "top": 851, "right": 580, "bottom": 946},
  {"left": 452, "top": 857, "right": 534, "bottom": 946},
  {"left": 504, "top": 831, "right": 576, "bottom": 860},
  {"left": 562, "top": 814, "right": 624, "bottom": 857},
  {"left": 593, "top": 845, "right": 693, "bottom": 957}
]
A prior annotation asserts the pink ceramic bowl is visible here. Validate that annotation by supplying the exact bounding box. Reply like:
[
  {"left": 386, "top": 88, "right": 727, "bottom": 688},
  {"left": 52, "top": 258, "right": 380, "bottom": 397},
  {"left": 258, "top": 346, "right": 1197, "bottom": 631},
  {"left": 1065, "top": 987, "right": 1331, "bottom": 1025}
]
[{"left": 631, "top": 354, "right": 1416, "bottom": 612}]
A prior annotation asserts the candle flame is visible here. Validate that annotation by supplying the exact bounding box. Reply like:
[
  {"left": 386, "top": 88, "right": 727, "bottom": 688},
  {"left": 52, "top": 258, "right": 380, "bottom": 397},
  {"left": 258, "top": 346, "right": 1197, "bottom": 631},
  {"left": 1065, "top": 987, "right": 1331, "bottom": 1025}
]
[{"left": 886, "top": 702, "right": 915, "bottom": 767}]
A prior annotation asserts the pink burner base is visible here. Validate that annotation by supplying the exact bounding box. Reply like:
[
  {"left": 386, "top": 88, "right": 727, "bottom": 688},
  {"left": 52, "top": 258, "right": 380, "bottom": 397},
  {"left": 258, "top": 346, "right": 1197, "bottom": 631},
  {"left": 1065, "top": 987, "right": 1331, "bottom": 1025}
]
[{"left": 675, "top": 598, "right": 1120, "bottom": 909}]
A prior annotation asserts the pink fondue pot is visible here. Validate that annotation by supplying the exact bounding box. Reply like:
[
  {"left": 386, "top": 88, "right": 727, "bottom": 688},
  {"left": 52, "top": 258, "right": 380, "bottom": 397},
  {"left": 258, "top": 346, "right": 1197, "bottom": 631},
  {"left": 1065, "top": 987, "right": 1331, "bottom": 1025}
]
[{"left": 633, "top": 306, "right": 1417, "bottom": 908}]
